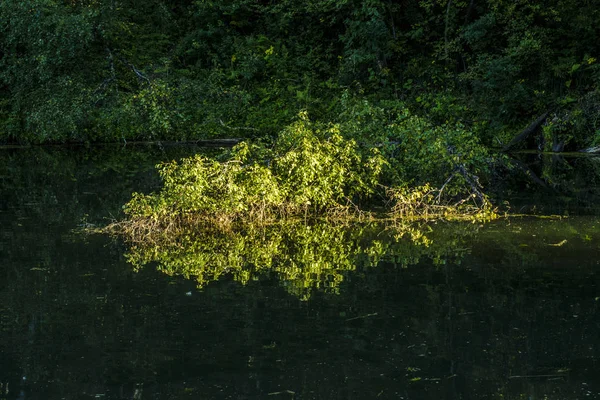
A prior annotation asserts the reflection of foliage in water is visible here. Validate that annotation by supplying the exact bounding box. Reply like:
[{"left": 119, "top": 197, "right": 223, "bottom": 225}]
[
  {"left": 498, "top": 154, "right": 600, "bottom": 215},
  {"left": 0, "top": 145, "right": 219, "bottom": 227},
  {"left": 4, "top": 146, "right": 600, "bottom": 399},
  {"left": 125, "top": 221, "right": 476, "bottom": 300}
]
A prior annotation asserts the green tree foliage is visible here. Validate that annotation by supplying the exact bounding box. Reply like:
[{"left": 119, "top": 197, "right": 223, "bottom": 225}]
[
  {"left": 336, "top": 94, "right": 490, "bottom": 189},
  {"left": 1, "top": 0, "right": 599, "bottom": 151},
  {"left": 459, "top": 1, "right": 600, "bottom": 133},
  {"left": 0, "top": 0, "right": 96, "bottom": 141}
]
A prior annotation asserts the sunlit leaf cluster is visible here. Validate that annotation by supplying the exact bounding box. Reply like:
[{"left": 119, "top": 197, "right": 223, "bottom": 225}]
[{"left": 123, "top": 113, "right": 387, "bottom": 222}]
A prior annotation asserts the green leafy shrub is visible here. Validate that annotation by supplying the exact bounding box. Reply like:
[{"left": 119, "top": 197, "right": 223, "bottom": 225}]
[
  {"left": 336, "top": 94, "right": 492, "bottom": 203},
  {"left": 119, "top": 105, "right": 497, "bottom": 233},
  {"left": 271, "top": 112, "right": 385, "bottom": 211},
  {"left": 123, "top": 112, "right": 386, "bottom": 224}
]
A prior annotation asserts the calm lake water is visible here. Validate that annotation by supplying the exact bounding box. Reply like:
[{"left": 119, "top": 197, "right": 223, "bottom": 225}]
[{"left": 1, "top": 146, "right": 599, "bottom": 400}]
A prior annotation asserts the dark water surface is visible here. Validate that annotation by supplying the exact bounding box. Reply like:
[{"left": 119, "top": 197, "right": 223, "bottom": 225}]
[{"left": 1, "top": 147, "right": 599, "bottom": 400}]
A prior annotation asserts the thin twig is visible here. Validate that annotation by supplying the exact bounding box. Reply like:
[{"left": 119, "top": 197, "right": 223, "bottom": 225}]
[
  {"left": 509, "top": 374, "right": 567, "bottom": 379},
  {"left": 444, "top": 0, "right": 453, "bottom": 60},
  {"left": 346, "top": 312, "right": 378, "bottom": 322},
  {"left": 219, "top": 119, "right": 259, "bottom": 131},
  {"left": 108, "top": 48, "right": 151, "bottom": 86},
  {"left": 268, "top": 390, "right": 296, "bottom": 396},
  {"left": 435, "top": 172, "right": 456, "bottom": 203}
]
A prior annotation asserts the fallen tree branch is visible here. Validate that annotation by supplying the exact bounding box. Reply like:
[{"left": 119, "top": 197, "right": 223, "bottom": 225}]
[
  {"left": 579, "top": 146, "right": 600, "bottom": 153},
  {"left": 219, "top": 119, "right": 259, "bottom": 132},
  {"left": 435, "top": 172, "right": 456, "bottom": 203},
  {"left": 508, "top": 157, "right": 549, "bottom": 189},
  {"left": 93, "top": 49, "right": 118, "bottom": 104},
  {"left": 107, "top": 48, "right": 151, "bottom": 86},
  {"left": 502, "top": 111, "right": 550, "bottom": 152},
  {"left": 456, "top": 163, "right": 486, "bottom": 205},
  {"left": 464, "top": 0, "right": 475, "bottom": 24},
  {"left": 194, "top": 138, "right": 242, "bottom": 147}
]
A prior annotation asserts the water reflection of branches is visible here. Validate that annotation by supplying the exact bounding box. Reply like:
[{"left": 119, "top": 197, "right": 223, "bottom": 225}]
[{"left": 122, "top": 221, "right": 477, "bottom": 300}]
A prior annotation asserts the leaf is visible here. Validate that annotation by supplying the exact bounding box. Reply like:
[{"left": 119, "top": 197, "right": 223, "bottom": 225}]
[{"left": 570, "top": 63, "right": 581, "bottom": 73}]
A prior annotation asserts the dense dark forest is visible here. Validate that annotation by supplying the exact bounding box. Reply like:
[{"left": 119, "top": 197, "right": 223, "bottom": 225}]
[{"left": 1, "top": 0, "right": 599, "bottom": 150}]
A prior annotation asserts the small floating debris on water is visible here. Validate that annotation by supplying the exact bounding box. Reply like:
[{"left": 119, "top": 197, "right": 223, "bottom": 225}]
[
  {"left": 548, "top": 239, "right": 568, "bottom": 247},
  {"left": 268, "top": 390, "right": 295, "bottom": 396},
  {"left": 346, "top": 312, "right": 378, "bottom": 322}
]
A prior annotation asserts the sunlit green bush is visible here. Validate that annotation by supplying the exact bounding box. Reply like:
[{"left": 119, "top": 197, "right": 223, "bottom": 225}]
[
  {"left": 123, "top": 112, "right": 386, "bottom": 223},
  {"left": 120, "top": 104, "right": 498, "bottom": 229}
]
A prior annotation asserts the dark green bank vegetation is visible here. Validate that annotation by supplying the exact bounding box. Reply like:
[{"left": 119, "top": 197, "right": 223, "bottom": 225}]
[
  {"left": 2, "top": 0, "right": 599, "bottom": 147},
  {"left": 3, "top": 0, "right": 600, "bottom": 221}
]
